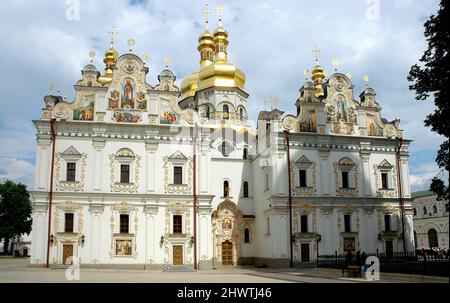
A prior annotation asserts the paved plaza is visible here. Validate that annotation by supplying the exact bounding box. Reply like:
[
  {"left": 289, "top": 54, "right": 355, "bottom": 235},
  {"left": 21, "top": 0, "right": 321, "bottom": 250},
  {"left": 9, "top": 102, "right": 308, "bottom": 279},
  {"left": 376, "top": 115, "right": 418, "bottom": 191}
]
[{"left": 0, "top": 258, "right": 432, "bottom": 283}]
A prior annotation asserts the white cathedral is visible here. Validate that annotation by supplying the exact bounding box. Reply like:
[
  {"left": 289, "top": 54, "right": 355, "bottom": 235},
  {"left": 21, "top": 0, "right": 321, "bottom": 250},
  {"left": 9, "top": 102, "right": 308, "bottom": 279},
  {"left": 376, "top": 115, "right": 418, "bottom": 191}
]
[{"left": 30, "top": 12, "right": 415, "bottom": 269}]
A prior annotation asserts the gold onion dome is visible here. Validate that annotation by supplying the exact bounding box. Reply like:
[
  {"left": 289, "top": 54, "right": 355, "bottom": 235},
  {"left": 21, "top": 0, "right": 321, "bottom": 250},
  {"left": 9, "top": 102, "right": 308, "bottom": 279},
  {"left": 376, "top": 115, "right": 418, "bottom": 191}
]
[
  {"left": 180, "top": 71, "right": 199, "bottom": 100},
  {"left": 197, "top": 30, "right": 215, "bottom": 68},
  {"left": 311, "top": 64, "right": 325, "bottom": 97},
  {"left": 198, "top": 25, "right": 245, "bottom": 91},
  {"left": 98, "top": 46, "right": 119, "bottom": 85}
]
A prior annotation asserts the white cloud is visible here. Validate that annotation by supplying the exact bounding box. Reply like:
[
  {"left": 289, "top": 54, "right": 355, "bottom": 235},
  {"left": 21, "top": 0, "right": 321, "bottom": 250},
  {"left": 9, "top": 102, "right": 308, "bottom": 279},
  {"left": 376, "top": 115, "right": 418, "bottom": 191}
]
[
  {"left": 0, "top": 0, "right": 444, "bottom": 191},
  {"left": 0, "top": 157, "right": 35, "bottom": 189}
]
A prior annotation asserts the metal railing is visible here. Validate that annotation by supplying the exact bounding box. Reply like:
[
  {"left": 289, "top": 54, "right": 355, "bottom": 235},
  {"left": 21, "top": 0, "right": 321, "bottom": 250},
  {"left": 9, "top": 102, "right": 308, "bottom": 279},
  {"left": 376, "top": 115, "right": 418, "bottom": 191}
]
[{"left": 317, "top": 250, "right": 449, "bottom": 277}]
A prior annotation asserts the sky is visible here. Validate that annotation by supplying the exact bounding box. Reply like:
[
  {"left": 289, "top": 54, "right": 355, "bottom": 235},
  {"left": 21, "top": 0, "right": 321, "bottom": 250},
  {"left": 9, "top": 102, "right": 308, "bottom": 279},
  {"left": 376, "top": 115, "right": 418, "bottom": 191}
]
[{"left": 0, "top": 0, "right": 445, "bottom": 192}]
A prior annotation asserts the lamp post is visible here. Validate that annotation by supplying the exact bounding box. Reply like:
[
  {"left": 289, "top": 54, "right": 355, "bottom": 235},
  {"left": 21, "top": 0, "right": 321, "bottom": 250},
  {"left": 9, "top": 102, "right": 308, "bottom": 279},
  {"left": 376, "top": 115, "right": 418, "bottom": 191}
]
[{"left": 316, "top": 233, "right": 322, "bottom": 267}]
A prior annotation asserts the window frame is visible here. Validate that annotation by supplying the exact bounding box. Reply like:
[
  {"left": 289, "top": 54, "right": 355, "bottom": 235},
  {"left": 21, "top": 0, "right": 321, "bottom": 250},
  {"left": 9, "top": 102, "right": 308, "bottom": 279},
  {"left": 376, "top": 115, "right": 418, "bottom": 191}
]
[
  {"left": 173, "top": 215, "right": 183, "bottom": 234},
  {"left": 120, "top": 164, "right": 130, "bottom": 184},
  {"left": 66, "top": 162, "right": 76, "bottom": 182},
  {"left": 64, "top": 212, "right": 74, "bottom": 233}
]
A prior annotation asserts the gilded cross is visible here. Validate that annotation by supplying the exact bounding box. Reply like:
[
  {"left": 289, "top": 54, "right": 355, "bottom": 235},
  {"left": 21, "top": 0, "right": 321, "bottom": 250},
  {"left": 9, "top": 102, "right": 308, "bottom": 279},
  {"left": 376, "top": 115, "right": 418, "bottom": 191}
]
[
  {"left": 216, "top": 4, "right": 225, "bottom": 27},
  {"left": 312, "top": 45, "right": 320, "bottom": 64},
  {"left": 163, "top": 55, "right": 171, "bottom": 68},
  {"left": 203, "top": 4, "right": 211, "bottom": 30},
  {"left": 107, "top": 26, "right": 119, "bottom": 46}
]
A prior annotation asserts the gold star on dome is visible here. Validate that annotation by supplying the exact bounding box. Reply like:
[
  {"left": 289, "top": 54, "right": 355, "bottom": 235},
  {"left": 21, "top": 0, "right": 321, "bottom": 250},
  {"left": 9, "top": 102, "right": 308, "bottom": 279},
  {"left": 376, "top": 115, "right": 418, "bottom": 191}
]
[
  {"left": 312, "top": 45, "right": 320, "bottom": 64},
  {"left": 203, "top": 4, "right": 211, "bottom": 30},
  {"left": 107, "top": 26, "right": 119, "bottom": 46}
]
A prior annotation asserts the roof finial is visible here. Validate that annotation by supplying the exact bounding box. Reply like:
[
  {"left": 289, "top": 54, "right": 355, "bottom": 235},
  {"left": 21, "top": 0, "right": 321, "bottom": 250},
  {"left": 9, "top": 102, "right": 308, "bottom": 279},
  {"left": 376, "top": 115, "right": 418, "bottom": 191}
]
[
  {"left": 107, "top": 26, "right": 119, "bottom": 47},
  {"left": 312, "top": 45, "right": 320, "bottom": 65},
  {"left": 332, "top": 58, "right": 340, "bottom": 71},
  {"left": 204, "top": 4, "right": 211, "bottom": 31},
  {"left": 363, "top": 75, "right": 369, "bottom": 87},
  {"left": 163, "top": 55, "right": 171, "bottom": 68},
  {"left": 216, "top": 3, "right": 225, "bottom": 27}
]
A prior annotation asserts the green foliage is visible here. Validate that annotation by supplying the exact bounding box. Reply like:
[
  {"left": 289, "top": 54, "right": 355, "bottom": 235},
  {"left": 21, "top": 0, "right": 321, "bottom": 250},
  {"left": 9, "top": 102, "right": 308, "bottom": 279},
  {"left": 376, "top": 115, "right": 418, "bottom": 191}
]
[
  {"left": 408, "top": 0, "right": 449, "bottom": 201},
  {"left": 0, "top": 180, "right": 33, "bottom": 240}
]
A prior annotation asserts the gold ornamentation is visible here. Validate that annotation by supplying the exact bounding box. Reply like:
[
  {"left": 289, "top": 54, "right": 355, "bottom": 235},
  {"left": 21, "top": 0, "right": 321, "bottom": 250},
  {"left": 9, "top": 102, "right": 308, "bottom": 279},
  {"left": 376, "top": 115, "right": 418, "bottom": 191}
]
[
  {"left": 333, "top": 162, "right": 359, "bottom": 197},
  {"left": 163, "top": 156, "right": 193, "bottom": 194},
  {"left": 373, "top": 164, "right": 398, "bottom": 198},
  {"left": 282, "top": 116, "right": 296, "bottom": 131},
  {"left": 291, "top": 161, "right": 317, "bottom": 196},
  {"left": 109, "top": 154, "right": 141, "bottom": 193}
]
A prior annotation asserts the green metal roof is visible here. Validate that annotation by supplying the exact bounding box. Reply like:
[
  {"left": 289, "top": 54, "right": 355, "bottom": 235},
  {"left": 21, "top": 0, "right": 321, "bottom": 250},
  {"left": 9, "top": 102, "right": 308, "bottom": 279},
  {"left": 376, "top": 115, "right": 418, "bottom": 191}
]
[{"left": 411, "top": 190, "right": 435, "bottom": 199}]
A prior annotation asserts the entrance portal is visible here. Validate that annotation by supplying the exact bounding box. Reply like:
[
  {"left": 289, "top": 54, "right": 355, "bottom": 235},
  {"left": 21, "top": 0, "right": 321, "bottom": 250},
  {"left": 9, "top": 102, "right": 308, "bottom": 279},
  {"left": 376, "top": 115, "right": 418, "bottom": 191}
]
[
  {"left": 62, "top": 244, "right": 73, "bottom": 265},
  {"left": 301, "top": 243, "right": 310, "bottom": 262},
  {"left": 173, "top": 245, "right": 183, "bottom": 265},
  {"left": 222, "top": 241, "right": 233, "bottom": 265}
]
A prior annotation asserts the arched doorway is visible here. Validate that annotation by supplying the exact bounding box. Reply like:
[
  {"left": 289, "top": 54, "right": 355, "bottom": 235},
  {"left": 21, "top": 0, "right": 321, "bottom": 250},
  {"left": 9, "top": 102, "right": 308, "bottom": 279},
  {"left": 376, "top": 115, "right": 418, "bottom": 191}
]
[
  {"left": 222, "top": 240, "right": 233, "bottom": 265},
  {"left": 428, "top": 229, "right": 438, "bottom": 248},
  {"left": 212, "top": 199, "right": 244, "bottom": 267}
]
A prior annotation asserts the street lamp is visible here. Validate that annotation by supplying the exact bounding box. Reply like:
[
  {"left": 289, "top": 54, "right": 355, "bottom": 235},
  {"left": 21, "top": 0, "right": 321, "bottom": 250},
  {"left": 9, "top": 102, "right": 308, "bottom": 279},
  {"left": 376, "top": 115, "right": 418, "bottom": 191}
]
[
  {"left": 160, "top": 236, "right": 165, "bottom": 245},
  {"left": 50, "top": 234, "right": 54, "bottom": 244},
  {"left": 81, "top": 234, "right": 85, "bottom": 245},
  {"left": 316, "top": 233, "right": 322, "bottom": 266}
]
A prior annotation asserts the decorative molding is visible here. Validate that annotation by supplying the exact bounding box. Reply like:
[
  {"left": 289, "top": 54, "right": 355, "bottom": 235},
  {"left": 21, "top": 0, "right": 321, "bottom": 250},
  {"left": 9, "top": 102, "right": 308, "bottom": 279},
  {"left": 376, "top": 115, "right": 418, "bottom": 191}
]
[
  {"left": 54, "top": 152, "right": 87, "bottom": 192},
  {"left": 163, "top": 156, "right": 193, "bottom": 194},
  {"left": 333, "top": 162, "right": 359, "bottom": 197},
  {"left": 109, "top": 153, "right": 141, "bottom": 193}
]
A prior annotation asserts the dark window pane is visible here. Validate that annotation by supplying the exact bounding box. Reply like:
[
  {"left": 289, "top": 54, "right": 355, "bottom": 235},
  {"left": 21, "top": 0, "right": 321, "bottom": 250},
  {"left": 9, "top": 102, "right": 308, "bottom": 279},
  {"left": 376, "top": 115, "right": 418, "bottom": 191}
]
[
  {"left": 243, "top": 148, "right": 248, "bottom": 160},
  {"left": 173, "top": 215, "right": 182, "bottom": 233},
  {"left": 243, "top": 181, "right": 249, "bottom": 198},
  {"left": 300, "top": 215, "right": 308, "bottom": 233},
  {"left": 342, "top": 171, "right": 349, "bottom": 188},
  {"left": 120, "top": 164, "right": 130, "bottom": 183},
  {"left": 224, "top": 181, "right": 230, "bottom": 197},
  {"left": 120, "top": 214, "right": 129, "bottom": 234},
  {"left": 174, "top": 166, "right": 183, "bottom": 184},
  {"left": 66, "top": 163, "right": 76, "bottom": 182},
  {"left": 384, "top": 214, "right": 391, "bottom": 231},
  {"left": 65, "top": 213, "right": 74, "bottom": 233},
  {"left": 381, "top": 173, "right": 388, "bottom": 189},
  {"left": 344, "top": 214, "right": 351, "bottom": 232},
  {"left": 299, "top": 170, "right": 307, "bottom": 187},
  {"left": 244, "top": 228, "right": 250, "bottom": 243}
]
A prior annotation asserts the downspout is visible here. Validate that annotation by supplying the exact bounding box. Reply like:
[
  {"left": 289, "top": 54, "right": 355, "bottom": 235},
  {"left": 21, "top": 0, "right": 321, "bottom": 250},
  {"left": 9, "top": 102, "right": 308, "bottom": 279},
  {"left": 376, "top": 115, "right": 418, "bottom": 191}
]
[
  {"left": 46, "top": 118, "right": 56, "bottom": 268},
  {"left": 395, "top": 136, "right": 407, "bottom": 253},
  {"left": 284, "top": 130, "right": 293, "bottom": 268},
  {"left": 193, "top": 123, "right": 199, "bottom": 271}
]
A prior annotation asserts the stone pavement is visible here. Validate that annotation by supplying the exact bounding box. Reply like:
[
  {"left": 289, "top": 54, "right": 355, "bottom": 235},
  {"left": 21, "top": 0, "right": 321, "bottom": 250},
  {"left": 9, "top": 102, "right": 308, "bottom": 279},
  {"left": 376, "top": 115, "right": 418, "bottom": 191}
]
[{"left": 0, "top": 258, "right": 441, "bottom": 283}]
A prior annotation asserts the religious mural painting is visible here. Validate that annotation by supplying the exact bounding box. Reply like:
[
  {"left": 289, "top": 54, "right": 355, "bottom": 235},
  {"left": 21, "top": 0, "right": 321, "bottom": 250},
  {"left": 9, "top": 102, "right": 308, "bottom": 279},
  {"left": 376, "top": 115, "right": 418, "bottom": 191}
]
[
  {"left": 299, "top": 109, "right": 317, "bottom": 132},
  {"left": 367, "top": 115, "right": 383, "bottom": 136},
  {"left": 72, "top": 96, "right": 94, "bottom": 121},
  {"left": 112, "top": 107, "right": 141, "bottom": 123},
  {"left": 121, "top": 78, "right": 136, "bottom": 109},
  {"left": 109, "top": 90, "right": 120, "bottom": 109},
  {"left": 343, "top": 238, "right": 355, "bottom": 252},
  {"left": 160, "top": 99, "right": 179, "bottom": 124},
  {"left": 115, "top": 239, "right": 132, "bottom": 256}
]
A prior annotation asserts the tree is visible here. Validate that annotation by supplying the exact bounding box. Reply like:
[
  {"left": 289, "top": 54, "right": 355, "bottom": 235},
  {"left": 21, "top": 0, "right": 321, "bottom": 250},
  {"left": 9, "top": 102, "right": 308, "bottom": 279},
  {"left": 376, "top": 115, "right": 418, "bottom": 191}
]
[
  {"left": 0, "top": 180, "right": 32, "bottom": 254},
  {"left": 408, "top": 0, "right": 449, "bottom": 201}
]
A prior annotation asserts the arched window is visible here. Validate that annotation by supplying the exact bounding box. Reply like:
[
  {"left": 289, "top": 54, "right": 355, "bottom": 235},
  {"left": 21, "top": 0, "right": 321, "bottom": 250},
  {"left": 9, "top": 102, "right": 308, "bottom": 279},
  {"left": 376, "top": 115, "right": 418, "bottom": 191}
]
[
  {"left": 205, "top": 106, "right": 210, "bottom": 119},
  {"left": 423, "top": 206, "right": 428, "bottom": 215},
  {"left": 243, "top": 181, "right": 249, "bottom": 198},
  {"left": 239, "top": 108, "right": 244, "bottom": 121},
  {"left": 243, "top": 148, "right": 248, "bottom": 160},
  {"left": 220, "top": 141, "right": 232, "bottom": 157},
  {"left": 445, "top": 203, "right": 449, "bottom": 212},
  {"left": 223, "top": 181, "right": 230, "bottom": 197},
  {"left": 223, "top": 104, "right": 229, "bottom": 120},
  {"left": 414, "top": 231, "right": 418, "bottom": 248},
  {"left": 244, "top": 228, "right": 250, "bottom": 243},
  {"left": 413, "top": 208, "right": 417, "bottom": 216},
  {"left": 428, "top": 229, "right": 438, "bottom": 248},
  {"left": 433, "top": 205, "right": 438, "bottom": 214}
]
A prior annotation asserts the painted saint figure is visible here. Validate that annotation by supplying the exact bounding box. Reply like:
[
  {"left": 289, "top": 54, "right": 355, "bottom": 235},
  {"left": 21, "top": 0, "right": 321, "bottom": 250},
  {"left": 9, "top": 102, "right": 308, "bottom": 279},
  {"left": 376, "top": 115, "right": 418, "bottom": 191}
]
[
  {"left": 335, "top": 95, "right": 348, "bottom": 122},
  {"left": 122, "top": 79, "right": 134, "bottom": 108}
]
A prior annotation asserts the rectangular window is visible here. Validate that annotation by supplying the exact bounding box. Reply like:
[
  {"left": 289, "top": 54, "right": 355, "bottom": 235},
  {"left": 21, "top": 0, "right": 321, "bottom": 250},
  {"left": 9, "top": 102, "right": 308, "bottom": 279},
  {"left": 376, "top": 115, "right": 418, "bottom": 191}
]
[
  {"left": 64, "top": 213, "right": 74, "bottom": 233},
  {"left": 244, "top": 228, "right": 250, "bottom": 243},
  {"left": 120, "top": 214, "right": 129, "bottom": 234},
  {"left": 344, "top": 214, "right": 351, "bottom": 232},
  {"left": 342, "top": 171, "right": 349, "bottom": 188},
  {"left": 173, "top": 215, "right": 182, "bottom": 233},
  {"left": 299, "top": 170, "right": 307, "bottom": 187},
  {"left": 381, "top": 173, "right": 389, "bottom": 189},
  {"left": 66, "top": 163, "right": 76, "bottom": 182},
  {"left": 300, "top": 215, "right": 308, "bottom": 233},
  {"left": 384, "top": 214, "right": 391, "bottom": 232},
  {"left": 266, "top": 217, "right": 270, "bottom": 235},
  {"left": 265, "top": 173, "right": 269, "bottom": 190},
  {"left": 174, "top": 166, "right": 183, "bottom": 185},
  {"left": 120, "top": 164, "right": 130, "bottom": 183}
]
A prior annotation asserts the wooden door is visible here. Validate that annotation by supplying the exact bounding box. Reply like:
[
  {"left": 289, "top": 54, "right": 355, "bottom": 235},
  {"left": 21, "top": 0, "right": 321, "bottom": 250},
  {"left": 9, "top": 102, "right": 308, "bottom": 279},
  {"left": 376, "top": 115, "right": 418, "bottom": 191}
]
[
  {"left": 301, "top": 243, "right": 310, "bottom": 262},
  {"left": 173, "top": 245, "right": 183, "bottom": 265},
  {"left": 222, "top": 241, "right": 233, "bottom": 265},
  {"left": 62, "top": 244, "right": 73, "bottom": 265}
]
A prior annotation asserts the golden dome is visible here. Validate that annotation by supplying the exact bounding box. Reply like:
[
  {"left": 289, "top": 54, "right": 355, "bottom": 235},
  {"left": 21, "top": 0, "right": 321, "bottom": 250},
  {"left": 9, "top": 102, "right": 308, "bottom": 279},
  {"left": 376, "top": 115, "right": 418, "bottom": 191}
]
[
  {"left": 197, "top": 30, "right": 215, "bottom": 68},
  {"left": 180, "top": 71, "right": 199, "bottom": 100},
  {"left": 311, "top": 64, "right": 325, "bottom": 97},
  {"left": 98, "top": 46, "right": 119, "bottom": 85}
]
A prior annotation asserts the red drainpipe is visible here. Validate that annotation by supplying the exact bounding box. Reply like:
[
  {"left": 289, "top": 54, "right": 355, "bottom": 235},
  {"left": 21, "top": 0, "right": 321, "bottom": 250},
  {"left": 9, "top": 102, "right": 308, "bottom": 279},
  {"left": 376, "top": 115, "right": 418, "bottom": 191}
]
[
  {"left": 395, "top": 137, "right": 407, "bottom": 253},
  {"left": 284, "top": 130, "right": 293, "bottom": 268},
  {"left": 193, "top": 123, "right": 199, "bottom": 271},
  {"left": 46, "top": 118, "right": 56, "bottom": 268}
]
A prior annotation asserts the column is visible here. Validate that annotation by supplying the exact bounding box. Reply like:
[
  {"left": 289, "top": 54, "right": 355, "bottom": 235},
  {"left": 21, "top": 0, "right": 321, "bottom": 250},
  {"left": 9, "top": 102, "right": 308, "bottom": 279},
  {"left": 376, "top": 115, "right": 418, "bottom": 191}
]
[
  {"left": 92, "top": 140, "right": 105, "bottom": 191},
  {"left": 37, "top": 141, "right": 51, "bottom": 190},
  {"left": 145, "top": 141, "right": 158, "bottom": 192},
  {"left": 319, "top": 151, "right": 330, "bottom": 196},
  {"left": 360, "top": 153, "right": 372, "bottom": 196}
]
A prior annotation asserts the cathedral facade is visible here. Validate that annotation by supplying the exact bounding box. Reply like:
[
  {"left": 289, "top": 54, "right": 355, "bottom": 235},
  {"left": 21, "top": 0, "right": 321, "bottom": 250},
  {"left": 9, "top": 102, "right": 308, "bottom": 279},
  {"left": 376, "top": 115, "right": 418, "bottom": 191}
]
[{"left": 30, "top": 16, "right": 415, "bottom": 269}]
